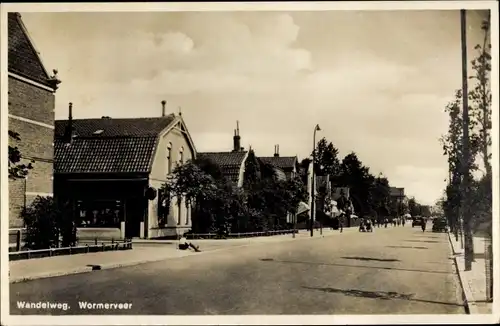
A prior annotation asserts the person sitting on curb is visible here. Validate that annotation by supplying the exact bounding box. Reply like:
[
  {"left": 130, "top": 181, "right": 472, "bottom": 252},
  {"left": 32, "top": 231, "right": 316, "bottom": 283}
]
[{"left": 178, "top": 236, "right": 201, "bottom": 252}]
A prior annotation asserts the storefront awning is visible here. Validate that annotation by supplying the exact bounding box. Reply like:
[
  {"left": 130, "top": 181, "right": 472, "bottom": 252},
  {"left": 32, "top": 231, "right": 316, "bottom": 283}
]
[{"left": 297, "top": 202, "right": 310, "bottom": 215}]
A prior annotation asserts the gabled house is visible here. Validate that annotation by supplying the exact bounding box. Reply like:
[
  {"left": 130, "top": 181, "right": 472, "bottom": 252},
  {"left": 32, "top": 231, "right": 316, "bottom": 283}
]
[
  {"left": 8, "top": 12, "right": 61, "bottom": 228},
  {"left": 53, "top": 101, "right": 196, "bottom": 239},
  {"left": 259, "top": 145, "right": 299, "bottom": 181},
  {"left": 197, "top": 122, "right": 250, "bottom": 187}
]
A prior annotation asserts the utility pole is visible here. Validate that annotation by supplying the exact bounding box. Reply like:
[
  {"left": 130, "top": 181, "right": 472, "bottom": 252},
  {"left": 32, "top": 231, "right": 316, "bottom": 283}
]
[
  {"left": 310, "top": 124, "right": 321, "bottom": 237},
  {"left": 460, "top": 9, "right": 473, "bottom": 271}
]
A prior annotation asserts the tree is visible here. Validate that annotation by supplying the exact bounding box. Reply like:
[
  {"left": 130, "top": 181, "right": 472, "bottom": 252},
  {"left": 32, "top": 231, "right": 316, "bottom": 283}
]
[
  {"left": 243, "top": 149, "right": 261, "bottom": 189},
  {"left": 22, "top": 196, "right": 60, "bottom": 249},
  {"left": 440, "top": 90, "right": 465, "bottom": 239},
  {"left": 469, "top": 17, "right": 492, "bottom": 179},
  {"left": 161, "top": 161, "right": 219, "bottom": 234},
  {"left": 372, "top": 175, "right": 391, "bottom": 219},
  {"left": 8, "top": 130, "right": 34, "bottom": 179},
  {"left": 313, "top": 138, "right": 341, "bottom": 178}
]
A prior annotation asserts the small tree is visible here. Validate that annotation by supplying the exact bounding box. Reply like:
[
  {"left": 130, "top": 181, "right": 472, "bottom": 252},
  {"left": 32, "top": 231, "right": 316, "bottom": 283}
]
[
  {"left": 22, "top": 196, "right": 60, "bottom": 249},
  {"left": 8, "top": 130, "right": 34, "bottom": 179}
]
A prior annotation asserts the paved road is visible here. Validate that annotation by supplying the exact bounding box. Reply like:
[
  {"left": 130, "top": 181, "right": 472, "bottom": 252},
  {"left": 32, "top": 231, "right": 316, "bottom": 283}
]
[{"left": 10, "top": 225, "right": 465, "bottom": 315}]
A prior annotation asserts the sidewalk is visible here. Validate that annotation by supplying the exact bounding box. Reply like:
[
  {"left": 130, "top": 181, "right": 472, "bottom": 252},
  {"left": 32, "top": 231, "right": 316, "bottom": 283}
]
[
  {"left": 9, "top": 228, "right": 354, "bottom": 283},
  {"left": 448, "top": 232, "right": 493, "bottom": 314}
]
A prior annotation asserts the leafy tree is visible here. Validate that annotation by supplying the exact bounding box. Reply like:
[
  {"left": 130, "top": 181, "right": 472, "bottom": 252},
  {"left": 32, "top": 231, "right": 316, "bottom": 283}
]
[
  {"left": 243, "top": 149, "right": 261, "bottom": 189},
  {"left": 338, "top": 152, "right": 374, "bottom": 217},
  {"left": 8, "top": 130, "right": 34, "bottom": 179},
  {"left": 313, "top": 137, "right": 341, "bottom": 178},
  {"left": 408, "top": 197, "right": 419, "bottom": 217},
  {"left": 469, "top": 17, "right": 492, "bottom": 179},
  {"left": 372, "top": 175, "right": 391, "bottom": 219}
]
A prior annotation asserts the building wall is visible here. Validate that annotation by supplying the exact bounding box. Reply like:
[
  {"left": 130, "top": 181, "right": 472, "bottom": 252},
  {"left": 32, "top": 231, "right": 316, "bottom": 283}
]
[
  {"left": 8, "top": 76, "right": 55, "bottom": 228},
  {"left": 148, "top": 120, "right": 194, "bottom": 238}
]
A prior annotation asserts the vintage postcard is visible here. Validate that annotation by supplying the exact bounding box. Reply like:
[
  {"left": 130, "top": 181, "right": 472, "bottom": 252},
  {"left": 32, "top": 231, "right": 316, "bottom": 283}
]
[{"left": 1, "top": 1, "right": 499, "bottom": 325}]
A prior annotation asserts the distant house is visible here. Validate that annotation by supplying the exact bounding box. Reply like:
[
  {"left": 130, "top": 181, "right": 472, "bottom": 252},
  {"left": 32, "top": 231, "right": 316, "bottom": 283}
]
[
  {"left": 8, "top": 12, "right": 61, "bottom": 228},
  {"left": 53, "top": 102, "right": 196, "bottom": 239},
  {"left": 197, "top": 122, "right": 250, "bottom": 187},
  {"left": 259, "top": 145, "right": 299, "bottom": 181}
]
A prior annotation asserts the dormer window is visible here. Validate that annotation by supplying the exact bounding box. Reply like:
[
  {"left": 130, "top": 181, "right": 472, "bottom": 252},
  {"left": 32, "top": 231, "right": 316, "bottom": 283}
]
[{"left": 93, "top": 130, "right": 104, "bottom": 135}]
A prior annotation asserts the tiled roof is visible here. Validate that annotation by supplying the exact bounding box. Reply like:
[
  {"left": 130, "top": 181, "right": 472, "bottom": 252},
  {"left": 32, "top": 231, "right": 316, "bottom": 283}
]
[
  {"left": 8, "top": 13, "right": 52, "bottom": 87},
  {"left": 54, "top": 116, "right": 176, "bottom": 174},
  {"left": 55, "top": 115, "right": 175, "bottom": 138},
  {"left": 197, "top": 151, "right": 248, "bottom": 183},
  {"left": 260, "top": 156, "right": 297, "bottom": 171},
  {"left": 54, "top": 137, "right": 157, "bottom": 174}
]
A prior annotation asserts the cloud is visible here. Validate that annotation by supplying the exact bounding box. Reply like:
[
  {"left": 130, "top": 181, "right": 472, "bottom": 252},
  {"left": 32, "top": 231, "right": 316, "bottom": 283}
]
[{"left": 18, "top": 10, "right": 490, "bottom": 206}]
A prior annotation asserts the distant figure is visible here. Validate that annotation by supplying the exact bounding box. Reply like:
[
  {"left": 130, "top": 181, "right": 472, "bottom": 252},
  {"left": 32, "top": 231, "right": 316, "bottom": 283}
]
[
  {"left": 402, "top": 218, "right": 406, "bottom": 227},
  {"left": 178, "top": 236, "right": 201, "bottom": 252},
  {"left": 339, "top": 214, "right": 345, "bottom": 233},
  {"left": 421, "top": 217, "right": 426, "bottom": 232},
  {"left": 384, "top": 218, "right": 389, "bottom": 228}
]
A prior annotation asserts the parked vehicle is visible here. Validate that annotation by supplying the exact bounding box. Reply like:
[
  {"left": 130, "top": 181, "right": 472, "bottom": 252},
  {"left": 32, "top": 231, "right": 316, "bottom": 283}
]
[
  {"left": 412, "top": 217, "right": 423, "bottom": 228},
  {"left": 432, "top": 218, "right": 449, "bottom": 233}
]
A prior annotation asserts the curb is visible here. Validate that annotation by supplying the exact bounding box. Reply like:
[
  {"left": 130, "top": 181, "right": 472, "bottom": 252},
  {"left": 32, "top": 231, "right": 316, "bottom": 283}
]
[
  {"left": 9, "top": 228, "right": 356, "bottom": 284},
  {"left": 447, "top": 232, "right": 479, "bottom": 314}
]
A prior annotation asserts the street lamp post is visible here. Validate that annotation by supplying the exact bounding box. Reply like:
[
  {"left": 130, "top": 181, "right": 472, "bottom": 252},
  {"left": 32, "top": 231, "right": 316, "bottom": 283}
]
[{"left": 311, "top": 124, "right": 321, "bottom": 237}]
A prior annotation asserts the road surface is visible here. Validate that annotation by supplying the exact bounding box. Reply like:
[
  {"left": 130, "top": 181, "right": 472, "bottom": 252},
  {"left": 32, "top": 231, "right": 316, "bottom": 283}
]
[{"left": 10, "top": 225, "right": 464, "bottom": 315}]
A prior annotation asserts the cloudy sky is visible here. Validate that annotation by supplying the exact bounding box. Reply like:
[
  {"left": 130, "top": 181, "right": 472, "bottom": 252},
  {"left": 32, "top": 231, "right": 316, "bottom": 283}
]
[{"left": 19, "top": 8, "right": 490, "bottom": 205}]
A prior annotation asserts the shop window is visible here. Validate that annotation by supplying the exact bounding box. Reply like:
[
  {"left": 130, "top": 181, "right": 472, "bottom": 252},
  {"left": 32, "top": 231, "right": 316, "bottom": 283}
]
[{"left": 76, "top": 200, "right": 123, "bottom": 228}]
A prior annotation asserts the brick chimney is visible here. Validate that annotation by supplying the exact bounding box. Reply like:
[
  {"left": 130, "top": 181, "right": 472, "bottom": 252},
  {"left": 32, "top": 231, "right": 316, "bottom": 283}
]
[
  {"left": 233, "top": 121, "right": 241, "bottom": 152},
  {"left": 65, "top": 102, "right": 73, "bottom": 143},
  {"left": 161, "top": 100, "right": 166, "bottom": 117},
  {"left": 274, "top": 144, "right": 280, "bottom": 157}
]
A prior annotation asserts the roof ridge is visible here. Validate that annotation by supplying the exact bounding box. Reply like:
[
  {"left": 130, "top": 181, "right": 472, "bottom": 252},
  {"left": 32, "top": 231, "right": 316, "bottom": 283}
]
[{"left": 55, "top": 114, "right": 175, "bottom": 122}]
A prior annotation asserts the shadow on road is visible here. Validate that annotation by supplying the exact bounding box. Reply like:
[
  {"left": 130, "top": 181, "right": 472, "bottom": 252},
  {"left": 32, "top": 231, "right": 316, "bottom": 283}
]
[
  {"left": 341, "top": 257, "right": 400, "bottom": 262},
  {"left": 259, "top": 259, "right": 451, "bottom": 275},
  {"left": 404, "top": 240, "right": 441, "bottom": 244},
  {"left": 302, "top": 286, "right": 464, "bottom": 307},
  {"left": 386, "top": 245, "right": 429, "bottom": 250}
]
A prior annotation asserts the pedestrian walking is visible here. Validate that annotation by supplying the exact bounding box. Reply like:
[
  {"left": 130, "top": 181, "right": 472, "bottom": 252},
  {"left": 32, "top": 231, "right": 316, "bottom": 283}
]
[
  {"left": 384, "top": 218, "right": 388, "bottom": 228},
  {"left": 339, "top": 213, "right": 345, "bottom": 233}
]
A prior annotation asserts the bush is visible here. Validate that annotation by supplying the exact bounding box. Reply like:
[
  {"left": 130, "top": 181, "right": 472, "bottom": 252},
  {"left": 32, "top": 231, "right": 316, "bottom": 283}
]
[
  {"left": 22, "top": 196, "right": 60, "bottom": 250},
  {"left": 22, "top": 196, "right": 77, "bottom": 250}
]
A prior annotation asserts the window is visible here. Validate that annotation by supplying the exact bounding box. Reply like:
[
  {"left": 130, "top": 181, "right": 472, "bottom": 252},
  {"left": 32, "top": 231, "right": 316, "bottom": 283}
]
[
  {"left": 76, "top": 200, "right": 123, "bottom": 228},
  {"left": 167, "top": 143, "right": 172, "bottom": 174},
  {"left": 158, "top": 189, "right": 170, "bottom": 227},
  {"left": 179, "top": 147, "right": 184, "bottom": 166}
]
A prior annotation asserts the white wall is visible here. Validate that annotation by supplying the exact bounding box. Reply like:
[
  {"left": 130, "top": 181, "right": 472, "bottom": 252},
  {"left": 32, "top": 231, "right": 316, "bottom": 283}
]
[{"left": 148, "top": 118, "right": 195, "bottom": 238}]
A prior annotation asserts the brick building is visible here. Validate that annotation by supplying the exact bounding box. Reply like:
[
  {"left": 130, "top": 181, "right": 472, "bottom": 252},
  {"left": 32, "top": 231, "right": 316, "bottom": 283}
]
[{"left": 8, "top": 12, "right": 61, "bottom": 228}]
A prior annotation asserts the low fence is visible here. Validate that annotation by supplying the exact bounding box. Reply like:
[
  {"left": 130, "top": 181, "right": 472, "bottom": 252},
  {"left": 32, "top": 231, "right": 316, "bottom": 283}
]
[
  {"left": 185, "top": 229, "right": 298, "bottom": 240},
  {"left": 9, "top": 238, "right": 133, "bottom": 261}
]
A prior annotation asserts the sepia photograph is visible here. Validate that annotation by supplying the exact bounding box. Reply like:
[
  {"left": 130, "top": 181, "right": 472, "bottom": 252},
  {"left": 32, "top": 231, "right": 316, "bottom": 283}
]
[{"left": 1, "top": 1, "right": 498, "bottom": 325}]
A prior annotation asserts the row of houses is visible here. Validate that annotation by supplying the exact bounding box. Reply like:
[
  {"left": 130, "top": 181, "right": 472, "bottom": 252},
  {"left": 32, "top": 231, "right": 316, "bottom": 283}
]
[{"left": 7, "top": 12, "right": 319, "bottom": 240}]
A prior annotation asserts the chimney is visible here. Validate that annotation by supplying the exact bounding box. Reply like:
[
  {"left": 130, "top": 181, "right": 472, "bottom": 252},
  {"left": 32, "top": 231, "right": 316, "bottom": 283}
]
[
  {"left": 233, "top": 120, "right": 241, "bottom": 152},
  {"left": 274, "top": 144, "right": 279, "bottom": 157},
  {"left": 65, "top": 102, "right": 73, "bottom": 143},
  {"left": 161, "top": 100, "right": 166, "bottom": 117}
]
